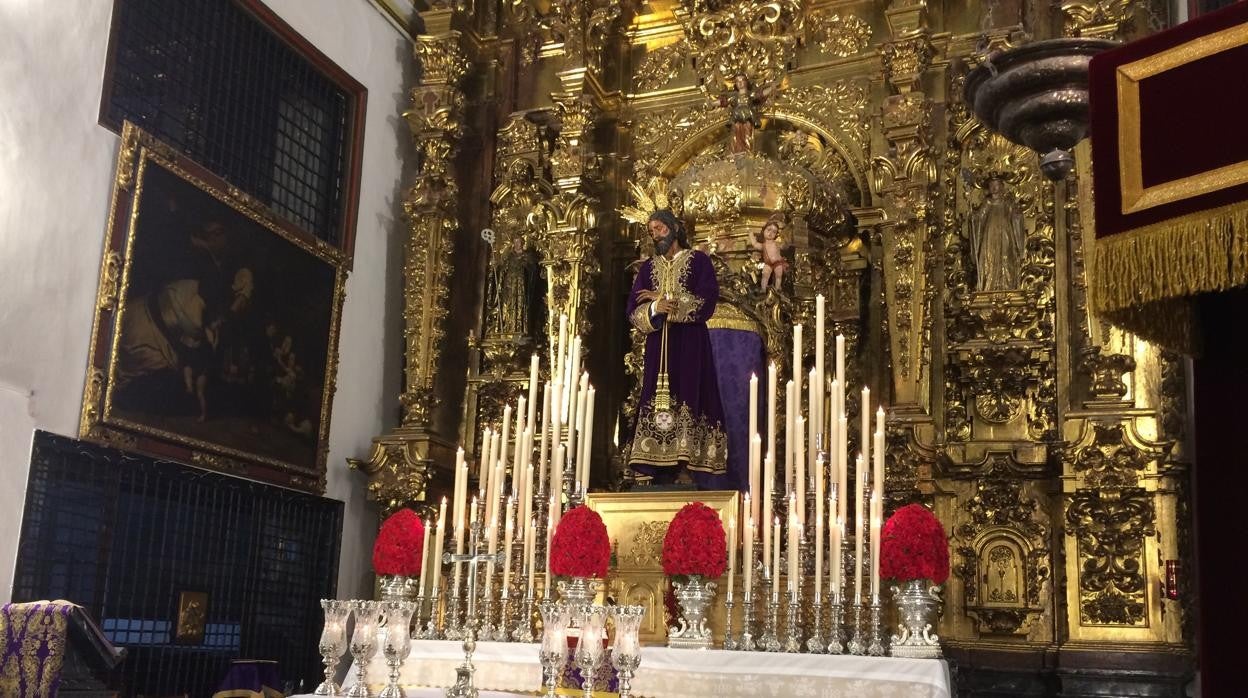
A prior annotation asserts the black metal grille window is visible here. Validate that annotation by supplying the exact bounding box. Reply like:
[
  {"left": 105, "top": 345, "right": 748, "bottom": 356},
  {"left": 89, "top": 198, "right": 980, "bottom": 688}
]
[
  {"left": 101, "top": 0, "right": 366, "bottom": 251},
  {"left": 13, "top": 431, "right": 343, "bottom": 697}
]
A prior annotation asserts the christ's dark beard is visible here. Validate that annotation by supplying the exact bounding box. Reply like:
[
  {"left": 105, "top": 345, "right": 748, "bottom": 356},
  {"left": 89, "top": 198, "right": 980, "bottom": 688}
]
[{"left": 654, "top": 231, "right": 677, "bottom": 255}]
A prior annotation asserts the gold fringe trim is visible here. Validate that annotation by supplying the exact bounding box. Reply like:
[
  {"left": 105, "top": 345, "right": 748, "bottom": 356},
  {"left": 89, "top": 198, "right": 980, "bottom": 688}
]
[{"left": 1091, "top": 200, "right": 1248, "bottom": 353}]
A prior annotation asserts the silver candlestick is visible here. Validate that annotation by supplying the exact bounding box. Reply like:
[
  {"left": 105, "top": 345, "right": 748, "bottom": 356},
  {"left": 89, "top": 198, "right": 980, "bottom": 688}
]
[
  {"left": 573, "top": 605, "right": 609, "bottom": 698},
  {"left": 722, "top": 595, "right": 737, "bottom": 650},
  {"left": 761, "top": 596, "right": 782, "bottom": 652},
  {"left": 424, "top": 587, "right": 442, "bottom": 639},
  {"left": 783, "top": 589, "right": 802, "bottom": 653},
  {"left": 827, "top": 597, "right": 845, "bottom": 654},
  {"left": 538, "top": 601, "right": 570, "bottom": 698},
  {"left": 739, "top": 590, "right": 756, "bottom": 651},
  {"left": 345, "top": 600, "right": 380, "bottom": 698},
  {"left": 378, "top": 600, "right": 415, "bottom": 698},
  {"left": 847, "top": 601, "right": 866, "bottom": 655},
  {"left": 411, "top": 594, "right": 429, "bottom": 640},
  {"left": 314, "top": 599, "right": 350, "bottom": 696},
  {"left": 868, "top": 601, "right": 885, "bottom": 655},
  {"left": 511, "top": 588, "right": 536, "bottom": 642},
  {"left": 806, "top": 597, "right": 826, "bottom": 653}
]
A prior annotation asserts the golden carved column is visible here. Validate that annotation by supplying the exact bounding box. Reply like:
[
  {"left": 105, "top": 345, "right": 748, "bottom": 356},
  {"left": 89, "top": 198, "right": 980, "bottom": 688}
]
[
  {"left": 530, "top": 87, "right": 600, "bottom": 350},
  {"left": 872, "top": 1, "right": 937, "bottom": 413},
  {"left": 350, "top": 10, "right": 468, "bottom": 514}
]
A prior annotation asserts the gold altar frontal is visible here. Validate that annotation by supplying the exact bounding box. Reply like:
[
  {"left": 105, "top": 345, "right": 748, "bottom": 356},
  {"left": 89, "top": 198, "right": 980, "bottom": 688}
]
[{"left": 586, "top": 491, "right": 739, "bottom": 647}]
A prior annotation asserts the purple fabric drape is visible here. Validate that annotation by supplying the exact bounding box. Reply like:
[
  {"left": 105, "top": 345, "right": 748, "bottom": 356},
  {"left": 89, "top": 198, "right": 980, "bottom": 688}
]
[
  {"left": 626, "top": 249, "right": 729, "bottom": 487},
  {"left": 0, "top": 601, "right": 73, "bottom": 697},
  {"left": 707, "top": 328, "right": 765, "bottom": 492}
]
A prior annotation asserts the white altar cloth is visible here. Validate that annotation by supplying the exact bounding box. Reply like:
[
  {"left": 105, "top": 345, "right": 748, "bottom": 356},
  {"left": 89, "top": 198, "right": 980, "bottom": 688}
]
[{"left": 341, "top": 639, "right": 951, "bottom": 698}]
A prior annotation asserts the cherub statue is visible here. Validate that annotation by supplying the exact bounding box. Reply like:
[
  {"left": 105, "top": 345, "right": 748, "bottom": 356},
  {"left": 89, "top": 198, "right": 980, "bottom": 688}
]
[
  {"left": 748, "top": 214, "right": 790, "bottom": 292},
  {"left": 716, "top": 74, "right": 775, "bottom": 156}
]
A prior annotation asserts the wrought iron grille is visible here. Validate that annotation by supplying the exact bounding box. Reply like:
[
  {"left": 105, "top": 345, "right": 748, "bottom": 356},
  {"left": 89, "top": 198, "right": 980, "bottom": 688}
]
[
  {"left": 102, "top": 0, "right": 362, "bottom": 248},
  {"left": 13, "top": 431, "right": 343, "bottom": 697}
]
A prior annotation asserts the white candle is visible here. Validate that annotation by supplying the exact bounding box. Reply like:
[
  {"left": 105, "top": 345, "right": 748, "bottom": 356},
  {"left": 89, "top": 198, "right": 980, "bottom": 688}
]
[
  {"left": 748, "top": 373, "right": 758, "bottom": 452},
  {"left": 835, "top": 334, "right": 845, "bottom": 391},
  {"left": 726, "top": 514, "right": 737, "bottom": 601},
  {"left": 875, "top": 408, "right": 886, "bottom": 516},
  {"left": 567, "top": 337, "right": 582, "bottom": 429},
  {"left": 580, "top": 386, "right": 596, "bottom": 491},
  {"left": 854, "top": 455, "right": 865, "bottom": 605},
  {"left": 556, "top": 314, "right": 568, "bottom": 390},
  {"left": 772, "top": 516, "right": 781, "bottom": 601},
  {"left": 830, "top": 505, "right": 843, "bottom": 602},
  {"left": 788, "top": 502, "right": 799, "bottom": 594},
  {"left": 860, "top": 387, "right": 870, "bottom": 490},
  {"left": 502, "top": 496, "right": 515, "bottom": 598},
  {"left": 525, "top": 519, "right": 537, "bottom": 598},
  {"left": 551, "top": 444, "right": 565, "bottom": 508},
  {"left": 513, "top": 399, "right": 526, "bottom": 495},
  {"left": 479, "top": 428, "right": 494, "bottom": 503},
  {"left": 567, "top": 373, "right": 585, "bottom": 482},
  {"left": 762, "top": 455, "right": 774, "bottom": 573},
  {"left": 750, "top": 434, "right": 762, "bottom": 527},
  {"left": 814, "top": 454, "right": 824, "bottom": 601},
  {"left": 431, "top": 498, "right": 447, "bottom": 596},
  {"left": 539, "top": 383, "right": 551, "bottom": 491},
  {"left": 492, "top": 459, "right": 506, "bottom": 536},
  {"left": 870, "top": 492, "right": 881, "bottom": 603},
  {"left": 453, "top": 447, "right": 467, "bottom": 540},
  {"left": 418, "top": 518, "right": 431, "bottom": 596},
  {"left": 545, "top": 494, "right": 558, "bottom": 597},
  {"left": 767, "top": 362, "right": 778, "bottom": 484},
  {"left": 520, "top": 458, "right": 534, "bottom": 535},
  {"left": 838, "top": 416, "right": 849, "bottom": 526},
  {"left": 815, "top": 294, "right": 825, "bottom": 447},
  {"left": 792, "top": 323, "right": 803, "bottom": 423},
  {"left": 785, "top": 380, "right": 795, "bottom": 489},
  {"left": 500, "top": 404, "right": 513, "bottom": 474},
  {"left": 528, "top": 354, "right": 540, "bottom": 431},
  {"left": 795, "top": 415, "right": 806, "bottom": 525},
  {"left": 744, "top": 514, "right": 754, "bottom": 595}
]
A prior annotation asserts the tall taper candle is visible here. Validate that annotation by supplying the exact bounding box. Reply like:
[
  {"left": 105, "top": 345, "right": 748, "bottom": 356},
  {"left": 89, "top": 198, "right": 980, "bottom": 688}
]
[
  {"left": 772, "top": 516, "right": 781, "bottom": 601},
  {"left": 538, "top": 384, "right": 551, "bottom": 489},
  {"left": 513, "top": 398, "right": 526, "bottom": 495},
  {"left": 748, "top": 374, "right": 758, "bottom": 452},
  {"left": 750, "top": 434, "right": 762, "bottom": 527},
  {"left": 830, "top": 507, "right": 843, "bottom": 601},
  {"left": 744, "top": 514, "right": 754, "bottom": 594},
  {"left": 556, "top": 314, "right": 568, "bottom": 393},
  {"left": 479, "top": 428, "right": 494, "bottom": 502},
  {"left": 453, "top": 447, "right": 467, "bottom": 537},
  {"left": 527, "top": 354, "right": 540, "bottom": 432},
  {"left": 500, "top": 404, "right": 513, "bottom": 476},
  {"left": 545, "top": 494, "right": 557, "bottom": 597},
  {"left": 768, "top": 362, "right": 778, "bottom": 485},
  {"left": 788, "top": 501, "right": 799, "bottom": 593},
  {"left": 792, "top": 324, "right": 803, "bottom": 423},
  {"left": 727, "top": 514, "right": 737, "bottom": 601},
  {"left": 418, "top": 518, "right": 431, "bottom": 597},
  {"left": 501, "top": 496, "right": 515, "bottom": 598},
  {"left": 815, "top": 295, "right": 825, "bottom": 444},
  {"left": 785, "top": 380, "right": 795, "bottom": 489},
  {"left": 814, "top": 454, "right": 824, "bottom": 600},
  {"left": 579, "top": 386, "right": 596, "bottom": 491},
  {"left": 860, "top": 387, "right": 870, "bottom": 491},
  {"left": 795, "top": 415, "right": 806, "bottom": 525},
  {"left": 525, "top": 518, "right": 536, "bottom": 598},
  {"left": 838, "top": 416, "right": 849, "bottom": 526},
  {"left": 854, "top": 456, "right": 865, "bottom": 605},
  {"left": 870, "top": 492, "right": 881, "bottom": 603},
  {"left": 874, "top": 408, "right": 886, "bottom": 517},
  {"left": 835, "top": 334, "right": 845, "bottom": 392},
  {"left": 763, "top": 455, "right": 774, "bottom": 573},
  {"left": 551, "top": 444, "right": 565, "bottom": 508},
  {"left": 432, "top": 497, "right": 447, "bottom": 595}
]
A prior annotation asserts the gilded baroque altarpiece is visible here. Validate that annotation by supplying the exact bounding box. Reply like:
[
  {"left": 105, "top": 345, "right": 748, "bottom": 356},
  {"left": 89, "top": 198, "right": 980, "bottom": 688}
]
[{"left": 358, "top": 0, "right": 1190, "bottom": 671}]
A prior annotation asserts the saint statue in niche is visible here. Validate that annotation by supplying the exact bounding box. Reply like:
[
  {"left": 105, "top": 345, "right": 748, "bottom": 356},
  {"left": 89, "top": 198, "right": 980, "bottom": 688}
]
[
  {"left": 488, "top": 234, "right": 539, "bottom": 337},
  {"left": 717, "top": 74, "right": 774, "bottom": 156},
  {"left": 970, "top": 177, "right": 1027, "bottom": 291}
]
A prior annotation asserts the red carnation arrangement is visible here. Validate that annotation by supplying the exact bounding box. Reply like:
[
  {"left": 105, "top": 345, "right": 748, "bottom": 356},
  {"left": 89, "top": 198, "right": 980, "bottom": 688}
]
[
  {"left": 372, "top": 508, "right": 426, "bottom": 576},
  {"left": 662, "top": 502, "right": 727, "bottom": 578},
  {"left": 550, "top": 505, "right": 611, "bottom": 578},
  {"left": 880, "top": 503, "right": 949, "bottom": 584}
]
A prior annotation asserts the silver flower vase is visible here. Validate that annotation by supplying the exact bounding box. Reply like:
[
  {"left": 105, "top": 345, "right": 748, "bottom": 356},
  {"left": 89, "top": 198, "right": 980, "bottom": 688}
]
[
  {"left": 557, "top": 577, "right": 597, "bottom": 608},
  {"left": 668, "top": 574, "right": 716, "bottom": 649},
  {"left": 889, "top": 580, "right": 943, "bottom": 658},
  {"left": 378, "top": 575, "right": 419, "bottom": 603}
]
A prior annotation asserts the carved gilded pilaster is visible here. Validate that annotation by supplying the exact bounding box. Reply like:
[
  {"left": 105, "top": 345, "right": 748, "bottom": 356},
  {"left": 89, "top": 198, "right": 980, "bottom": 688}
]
[{"left": 350, "top": 12, "right": 468, "bottom": 514}]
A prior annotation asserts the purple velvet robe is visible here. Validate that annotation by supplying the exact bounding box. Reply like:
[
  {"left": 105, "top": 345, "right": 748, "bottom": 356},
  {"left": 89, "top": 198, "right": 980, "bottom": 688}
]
[{"left": 626, "top": 249, "right": 728, "bottom": 486}]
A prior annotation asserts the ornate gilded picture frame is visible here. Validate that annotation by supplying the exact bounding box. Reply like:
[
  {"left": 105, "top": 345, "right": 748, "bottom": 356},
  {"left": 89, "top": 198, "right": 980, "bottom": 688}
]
[{"left": 81, "top": 122, "right": 347, "bottom": 493}]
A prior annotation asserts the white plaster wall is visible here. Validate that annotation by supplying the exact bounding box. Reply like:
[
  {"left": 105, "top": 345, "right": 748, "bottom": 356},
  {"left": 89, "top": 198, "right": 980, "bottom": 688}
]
[{"left": 0, "top": 0, "right": 409, "bottom": 602}]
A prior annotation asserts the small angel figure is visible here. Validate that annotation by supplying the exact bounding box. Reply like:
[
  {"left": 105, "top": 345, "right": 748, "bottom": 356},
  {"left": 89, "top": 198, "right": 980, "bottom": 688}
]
[
  {"left": 748, "top": 214, "right": 790, "bottom": 292},
  {"left": 717, "top": 74, "right": 774, "bottom": 156}
]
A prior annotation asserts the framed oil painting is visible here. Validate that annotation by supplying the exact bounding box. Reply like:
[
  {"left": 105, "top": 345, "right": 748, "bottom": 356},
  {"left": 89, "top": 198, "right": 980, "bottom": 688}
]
[{"left": 81, "top": 123, "right": 346, "bottom": 493}]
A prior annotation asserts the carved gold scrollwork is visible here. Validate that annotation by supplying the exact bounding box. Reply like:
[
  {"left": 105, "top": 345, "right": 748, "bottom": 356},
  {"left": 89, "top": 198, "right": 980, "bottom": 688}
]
[
  {"left": 1066, "top": 487, "right": 1156, "bottom": 626},
  {"left": 96, "top": 252, "right": 123, "bottom": 312}
]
